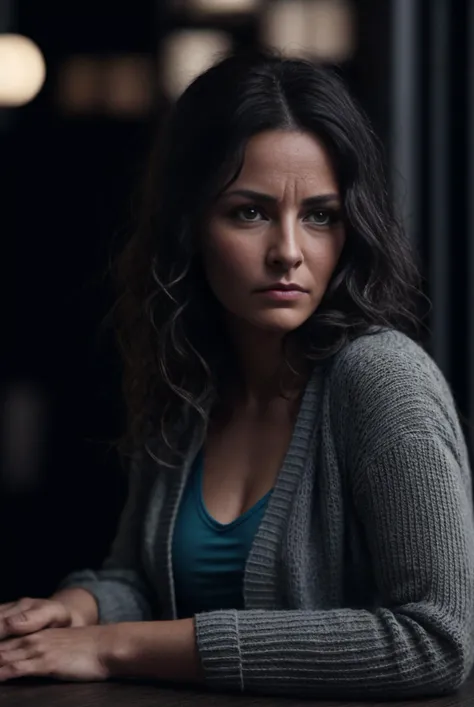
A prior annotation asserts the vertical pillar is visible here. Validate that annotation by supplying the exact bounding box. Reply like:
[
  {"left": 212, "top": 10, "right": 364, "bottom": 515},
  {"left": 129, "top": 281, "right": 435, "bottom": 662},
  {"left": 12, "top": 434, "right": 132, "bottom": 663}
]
[
  {"left": 467, "top": 0, "right": 474, "bottom": 455},
  {"left": 390, "top": 0, "right": 420, "bottom": 250},
  {"left": 428, "top": 0, "right": 451, "bottom": 378}
]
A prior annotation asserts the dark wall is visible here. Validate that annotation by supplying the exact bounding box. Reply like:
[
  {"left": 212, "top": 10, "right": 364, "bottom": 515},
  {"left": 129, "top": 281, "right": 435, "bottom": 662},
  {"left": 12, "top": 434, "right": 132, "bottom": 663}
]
[{"left": 2, "top": 0, "right": 159, "bottom": 601}]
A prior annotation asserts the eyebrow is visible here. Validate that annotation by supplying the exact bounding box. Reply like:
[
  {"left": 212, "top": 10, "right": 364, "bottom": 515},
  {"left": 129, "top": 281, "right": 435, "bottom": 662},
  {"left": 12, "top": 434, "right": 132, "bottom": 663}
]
[{"left": 220, "top": 189, "right": 340, "bottom": 207}]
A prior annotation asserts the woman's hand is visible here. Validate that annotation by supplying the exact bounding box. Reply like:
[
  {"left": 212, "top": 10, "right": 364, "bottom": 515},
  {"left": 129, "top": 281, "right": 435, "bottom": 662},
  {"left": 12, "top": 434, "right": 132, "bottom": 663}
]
[
  {"left": 0, "top": 625, "right": 114, "bottom": 682},
  {"left": 0, "top": 597, "right": 80, "bottom": 641}
]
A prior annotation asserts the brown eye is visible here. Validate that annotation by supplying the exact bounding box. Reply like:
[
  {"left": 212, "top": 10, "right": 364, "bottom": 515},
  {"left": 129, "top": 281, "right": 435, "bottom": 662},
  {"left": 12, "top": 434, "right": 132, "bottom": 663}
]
[
  {"left": 231, "top": 205, "right": 264, "bottom": 222},
  {"left": 306, "top": 209, "right": 330, "bottom": 226},
  {"left": 305, "top": 208, "right": 340, "bottom": 227}
]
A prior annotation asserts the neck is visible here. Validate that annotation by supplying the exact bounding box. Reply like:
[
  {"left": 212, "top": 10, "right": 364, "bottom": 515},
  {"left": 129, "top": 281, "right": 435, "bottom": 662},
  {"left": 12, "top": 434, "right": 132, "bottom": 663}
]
[{"left": 226, "top": 320, "right": 309, "bottom": 407}]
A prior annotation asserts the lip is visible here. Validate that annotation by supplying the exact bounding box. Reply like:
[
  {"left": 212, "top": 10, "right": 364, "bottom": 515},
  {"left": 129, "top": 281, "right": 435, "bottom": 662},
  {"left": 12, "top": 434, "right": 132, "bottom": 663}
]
[
  {"left": 256, "top": 283, "right": 308, "bottom": 293},
  {"left": 255, "top": 284, "right": 309, "bottom": 301}
]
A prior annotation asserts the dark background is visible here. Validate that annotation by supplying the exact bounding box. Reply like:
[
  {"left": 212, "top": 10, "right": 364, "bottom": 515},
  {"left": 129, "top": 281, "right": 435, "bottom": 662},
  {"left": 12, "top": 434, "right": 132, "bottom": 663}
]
[{"left": 1, "top": 0, "right": 472, "bottom": 601}]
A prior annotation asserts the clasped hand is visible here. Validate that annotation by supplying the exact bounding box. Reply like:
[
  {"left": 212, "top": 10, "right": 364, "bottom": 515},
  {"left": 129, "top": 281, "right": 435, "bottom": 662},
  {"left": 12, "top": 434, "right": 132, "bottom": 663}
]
[{"left": 0, "top": 597, "right": 113, "bottom": 682}]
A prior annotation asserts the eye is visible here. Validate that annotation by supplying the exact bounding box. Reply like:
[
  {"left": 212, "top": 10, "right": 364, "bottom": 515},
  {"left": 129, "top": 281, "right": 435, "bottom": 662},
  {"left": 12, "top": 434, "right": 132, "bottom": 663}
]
[
  {"left": 230, "top": 205, "right": 265, "bottom": 222},
  {"left": 305, "top": 209, "right": 337, "bottom": 227}
]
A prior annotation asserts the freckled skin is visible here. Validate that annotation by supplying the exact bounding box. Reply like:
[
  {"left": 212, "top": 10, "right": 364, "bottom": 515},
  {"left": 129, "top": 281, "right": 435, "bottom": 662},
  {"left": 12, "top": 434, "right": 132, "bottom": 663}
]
[{"left": 202, "top": 130, "right": 346, "bottom": 337}]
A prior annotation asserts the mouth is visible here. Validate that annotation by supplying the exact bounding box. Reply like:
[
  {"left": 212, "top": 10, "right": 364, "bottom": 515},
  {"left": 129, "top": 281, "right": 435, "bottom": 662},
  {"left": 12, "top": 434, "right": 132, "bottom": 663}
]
[
  {"left": 254, "top": 285, "right": 309, "bottom": 301},
  {"left": 255, "top": 284, "right": 309, "bottom": 293}
]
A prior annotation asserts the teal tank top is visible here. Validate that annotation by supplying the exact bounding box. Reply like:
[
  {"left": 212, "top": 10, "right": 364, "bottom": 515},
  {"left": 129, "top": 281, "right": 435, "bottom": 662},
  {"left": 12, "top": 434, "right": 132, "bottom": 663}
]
[{"left": 172, "top": 449, "right": 273, "bottom": 619}]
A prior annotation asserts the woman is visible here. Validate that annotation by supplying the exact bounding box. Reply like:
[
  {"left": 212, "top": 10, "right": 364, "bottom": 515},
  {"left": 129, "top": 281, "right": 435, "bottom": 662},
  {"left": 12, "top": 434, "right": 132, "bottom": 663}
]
[{"left": 0, "top": 50, "right": 473, "bottom": 700}]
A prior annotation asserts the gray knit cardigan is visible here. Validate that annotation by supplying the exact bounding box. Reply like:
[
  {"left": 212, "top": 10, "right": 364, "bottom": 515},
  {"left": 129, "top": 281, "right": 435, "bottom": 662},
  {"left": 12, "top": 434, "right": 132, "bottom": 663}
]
[{"left": 59, "top": 328, "right": 474, "bottom": 699}]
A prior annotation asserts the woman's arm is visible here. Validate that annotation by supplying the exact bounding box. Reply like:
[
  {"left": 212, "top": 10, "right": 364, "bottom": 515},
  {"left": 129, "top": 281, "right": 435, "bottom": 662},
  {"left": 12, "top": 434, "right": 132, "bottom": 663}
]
[
  {"left": 105, "top": 617, "right": 204, "bottom": 685},
  {"left": 104, "top": 434, "right": 474, "bottom": 699},
  {"left": 196, "top": 436, "right": 471, "bottom": 700},
  {"left": 61, "top": 333, "right": 474, "bottom": 699}
]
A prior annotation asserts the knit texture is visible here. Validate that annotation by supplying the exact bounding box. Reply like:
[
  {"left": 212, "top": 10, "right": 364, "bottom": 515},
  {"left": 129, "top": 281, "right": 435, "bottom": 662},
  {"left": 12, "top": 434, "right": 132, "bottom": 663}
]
[{"left": 58, "top": 327, "right": 474, "bottom": 699}]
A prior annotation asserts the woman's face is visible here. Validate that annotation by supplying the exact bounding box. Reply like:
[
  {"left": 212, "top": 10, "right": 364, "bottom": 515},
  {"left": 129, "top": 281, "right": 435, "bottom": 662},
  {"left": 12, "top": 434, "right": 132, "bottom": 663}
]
[{"left": 201, "top": 129, "right": 346, "bottom": 336}]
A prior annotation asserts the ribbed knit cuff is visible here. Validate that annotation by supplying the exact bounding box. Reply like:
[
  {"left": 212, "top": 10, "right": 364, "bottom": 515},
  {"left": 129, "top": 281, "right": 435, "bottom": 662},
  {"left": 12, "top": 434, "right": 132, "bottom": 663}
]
[{"left": 194, "top": 610, "right": 244, "bottom": 692}]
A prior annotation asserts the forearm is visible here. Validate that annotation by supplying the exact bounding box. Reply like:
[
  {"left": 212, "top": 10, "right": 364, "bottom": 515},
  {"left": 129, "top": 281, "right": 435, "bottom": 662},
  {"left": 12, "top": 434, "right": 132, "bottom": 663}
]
[
  {"left": 105, "top": 618, "right": 204, "bottom": 685},
  {"left": 51, "top": 588, "right": 99, "bottom": 627}
]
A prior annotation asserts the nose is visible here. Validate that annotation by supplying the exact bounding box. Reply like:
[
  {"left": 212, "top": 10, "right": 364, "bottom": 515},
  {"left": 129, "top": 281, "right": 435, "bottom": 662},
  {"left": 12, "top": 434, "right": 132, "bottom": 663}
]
[{"left": 266, "top": 219, "right": 303, "bottom": 271}]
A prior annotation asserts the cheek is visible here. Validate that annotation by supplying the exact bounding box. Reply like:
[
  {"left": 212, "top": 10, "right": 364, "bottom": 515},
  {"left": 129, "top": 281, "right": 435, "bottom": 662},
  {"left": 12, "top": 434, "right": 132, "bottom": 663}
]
[
  {"left": 310, "top": 230, "right": 346, "bottom": 277},
  {"left": 202, "top": 236, "right": 257, "bottom": 295}
]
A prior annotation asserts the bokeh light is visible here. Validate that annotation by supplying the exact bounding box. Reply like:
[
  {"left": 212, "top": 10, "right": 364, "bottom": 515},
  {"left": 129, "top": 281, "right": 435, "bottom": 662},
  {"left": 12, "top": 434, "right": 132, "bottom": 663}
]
[
  {"left": 161, "top": 29, "right": 232, "bottom": 99},
  {"left": 0, "top": 33, "right": 46, "bottom": 106}
]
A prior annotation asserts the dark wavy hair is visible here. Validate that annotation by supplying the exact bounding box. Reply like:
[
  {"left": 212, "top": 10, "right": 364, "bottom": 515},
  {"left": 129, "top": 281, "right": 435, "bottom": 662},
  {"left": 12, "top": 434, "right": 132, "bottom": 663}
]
[{"left": 110, "top": 49, "right": 430, "bottom": 461}]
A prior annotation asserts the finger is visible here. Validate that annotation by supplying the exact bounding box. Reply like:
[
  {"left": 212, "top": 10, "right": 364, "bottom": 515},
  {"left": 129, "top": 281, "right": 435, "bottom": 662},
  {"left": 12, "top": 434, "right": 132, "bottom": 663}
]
[
  {"left": 0, "top": 598, "right": 33, "bottom": 615},
  {"left": 1, "top": 604, "right": 67, "bottom": 639},
  {"left": 1, "top": 612, "right": 40, "bottom": 638},
  {"left": 0, "top": 612, "right": 33, "bottom": 640},
  {"left": 0, "top": 642, "right": 40, "bottom": 683},
  {"left": 0, "top": 658, "right": 38, "bottom": 682},
  {"left": 0, "top": 607, "right": 22, "bottom": 638},
  {"left": 0, "top": 600, "right": 36, "bottom": 639},
  {"left": 0, "top": 646, "right": 31, "bottom": 666},
  {"left": 0, "top": 637, "right": 23, "bottom": 651},
  {"left": 0, "top": 612, "right": 25, "bottom": 641},
  {"left": 0, "top": 602, "right": 34, "bottom": 625}
]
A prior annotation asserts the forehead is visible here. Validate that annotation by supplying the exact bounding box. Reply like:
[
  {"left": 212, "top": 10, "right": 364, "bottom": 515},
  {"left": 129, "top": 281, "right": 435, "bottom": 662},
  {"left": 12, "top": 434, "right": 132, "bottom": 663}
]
[{"left": 232, "top": 130, "right": 338, "bottom": 193}]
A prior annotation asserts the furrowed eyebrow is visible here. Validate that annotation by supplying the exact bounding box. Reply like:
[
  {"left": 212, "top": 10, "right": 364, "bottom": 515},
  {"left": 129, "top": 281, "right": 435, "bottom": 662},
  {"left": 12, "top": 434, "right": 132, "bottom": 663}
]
[{"left": 220, "top": 189, "right": 340, "bottom": 207}]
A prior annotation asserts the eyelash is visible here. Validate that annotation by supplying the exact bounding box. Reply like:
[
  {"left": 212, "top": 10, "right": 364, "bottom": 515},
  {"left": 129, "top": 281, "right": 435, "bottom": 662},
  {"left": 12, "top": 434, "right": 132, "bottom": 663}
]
[{"left": 228, "top": 205, "right": 341, "bottom": 227}]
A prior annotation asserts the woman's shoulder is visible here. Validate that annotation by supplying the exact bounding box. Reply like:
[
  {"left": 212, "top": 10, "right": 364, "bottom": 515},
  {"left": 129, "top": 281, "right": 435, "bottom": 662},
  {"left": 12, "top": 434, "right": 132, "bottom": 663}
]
[
  {"left": 326, "top": 326, "right": 466, "bottom": 460},
  {"left": 330, "top": 326, "right": 445, "bottom": 394}
]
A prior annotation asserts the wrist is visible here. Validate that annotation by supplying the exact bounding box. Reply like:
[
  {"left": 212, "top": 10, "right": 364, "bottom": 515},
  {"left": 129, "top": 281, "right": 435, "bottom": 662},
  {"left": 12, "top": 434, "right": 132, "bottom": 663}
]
[
  {"left": 51, "top": 588, "right": 99, "bottom": 627},
  {"left": 69, "top": 607, "right": 87, "bottom": 628},
  {"left": 101, "top": 623, "right": 139, "bottom": 679},
  {"left": 102, "top": 619, "right": 204, "bottom": 684},
  {"left": 99, "top": 624, "right": 128, "bottom": 678}
]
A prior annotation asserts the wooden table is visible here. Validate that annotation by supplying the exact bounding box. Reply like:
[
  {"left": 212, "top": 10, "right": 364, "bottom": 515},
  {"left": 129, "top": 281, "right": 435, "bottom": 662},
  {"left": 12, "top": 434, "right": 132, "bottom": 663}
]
[{"left": 0, "top": 673, "right": 474, "bottom": 707}]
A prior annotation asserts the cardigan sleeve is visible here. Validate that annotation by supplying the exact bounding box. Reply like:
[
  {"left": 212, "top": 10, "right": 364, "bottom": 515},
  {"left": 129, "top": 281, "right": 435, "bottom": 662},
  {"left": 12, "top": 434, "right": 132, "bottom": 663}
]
[
  {"left": 56, "top": 450, "right": 157, "bottom": 624},
  {"left": 193, "top": 335, "right": 474, "bottom": 699}
]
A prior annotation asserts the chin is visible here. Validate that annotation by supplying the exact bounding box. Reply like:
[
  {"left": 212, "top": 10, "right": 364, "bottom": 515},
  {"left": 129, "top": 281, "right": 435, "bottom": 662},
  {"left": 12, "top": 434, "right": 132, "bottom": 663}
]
[{"left": 250, "top": 311, "right": 310, "bottom": 334}]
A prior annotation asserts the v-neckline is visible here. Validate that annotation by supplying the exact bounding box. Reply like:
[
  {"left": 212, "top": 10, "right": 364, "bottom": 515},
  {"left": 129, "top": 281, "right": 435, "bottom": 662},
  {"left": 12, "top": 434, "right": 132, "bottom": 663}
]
[{"left": 193, "top": 449, "right": 273, "bottom": 531}]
